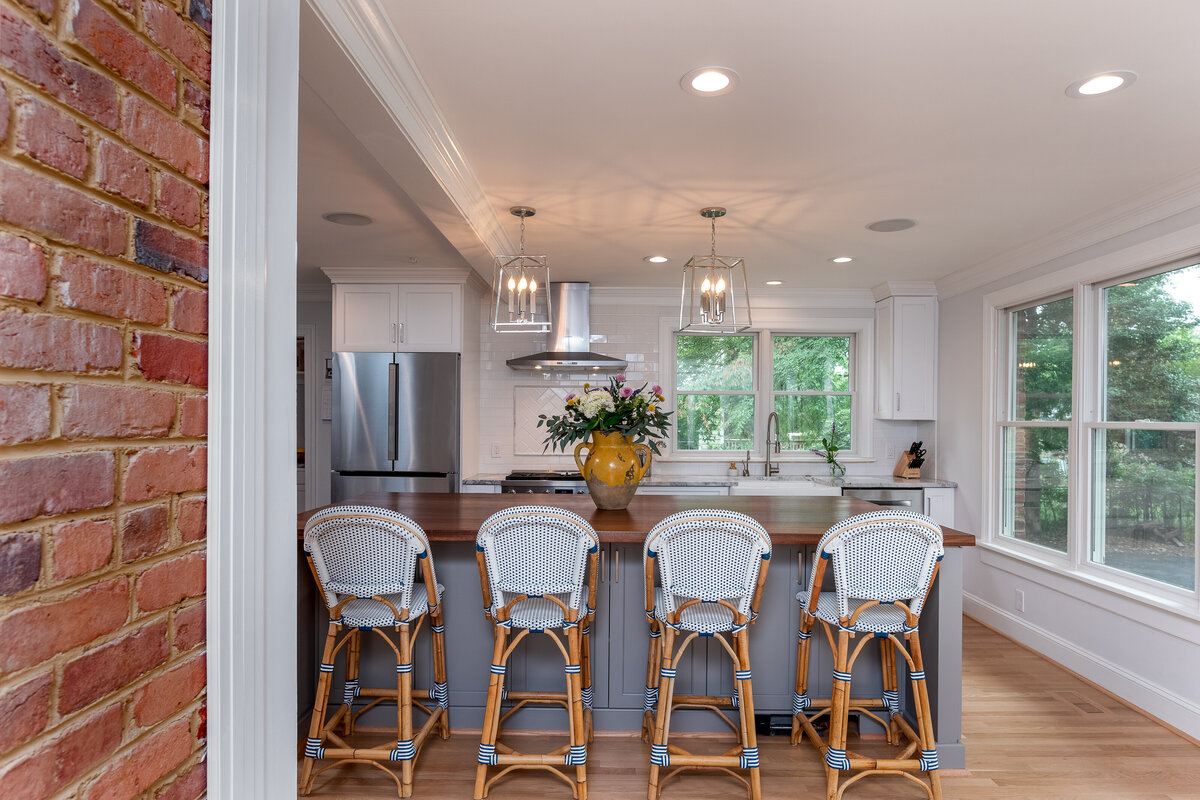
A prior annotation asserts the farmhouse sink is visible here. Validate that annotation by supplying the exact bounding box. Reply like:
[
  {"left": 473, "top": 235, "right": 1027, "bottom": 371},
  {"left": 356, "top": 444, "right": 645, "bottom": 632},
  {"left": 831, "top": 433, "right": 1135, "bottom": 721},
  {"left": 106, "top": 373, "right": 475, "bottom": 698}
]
[{"left": 729, "top": 478, "right": 843, "bottom": 497}]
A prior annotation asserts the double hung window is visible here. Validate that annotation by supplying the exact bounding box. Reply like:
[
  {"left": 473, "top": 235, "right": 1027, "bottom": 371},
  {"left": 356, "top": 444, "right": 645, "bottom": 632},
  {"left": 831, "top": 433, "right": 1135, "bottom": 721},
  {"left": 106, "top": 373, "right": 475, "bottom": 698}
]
[{"left": 994, "top": 260, "right": 1200, "bottom": 599}]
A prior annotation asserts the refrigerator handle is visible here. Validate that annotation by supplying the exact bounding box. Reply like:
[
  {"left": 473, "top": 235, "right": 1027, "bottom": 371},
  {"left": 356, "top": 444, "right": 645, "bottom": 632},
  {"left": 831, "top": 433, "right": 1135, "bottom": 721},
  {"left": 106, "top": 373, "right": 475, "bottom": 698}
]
[{"left": 387, "top": 362, "right": 398, "bottom": 462}]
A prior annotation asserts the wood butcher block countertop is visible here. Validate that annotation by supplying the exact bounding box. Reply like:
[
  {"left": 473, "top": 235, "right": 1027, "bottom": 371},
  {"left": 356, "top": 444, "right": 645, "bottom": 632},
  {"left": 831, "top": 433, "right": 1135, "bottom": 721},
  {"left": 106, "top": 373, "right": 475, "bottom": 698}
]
[{"left": 297, "top": 492, "right": 976, "bottom": 547}]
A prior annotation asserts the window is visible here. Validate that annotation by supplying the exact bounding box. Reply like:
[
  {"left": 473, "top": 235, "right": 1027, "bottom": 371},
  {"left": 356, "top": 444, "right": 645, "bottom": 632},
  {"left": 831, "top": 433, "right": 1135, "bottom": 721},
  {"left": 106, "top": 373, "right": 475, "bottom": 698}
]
[
  {"left": 993, "top": 261, "right": 1200, "bottom": 600},
  {"left": 673, "top": 330, "right": 858, "bottom": 456}
]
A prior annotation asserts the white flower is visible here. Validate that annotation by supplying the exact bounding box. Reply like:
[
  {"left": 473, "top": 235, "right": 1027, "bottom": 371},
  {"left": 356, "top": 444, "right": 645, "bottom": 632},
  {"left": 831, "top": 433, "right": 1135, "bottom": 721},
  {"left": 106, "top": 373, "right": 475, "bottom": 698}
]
[{"left": 577, "top": 390, "right": 615, "bottom": 418}]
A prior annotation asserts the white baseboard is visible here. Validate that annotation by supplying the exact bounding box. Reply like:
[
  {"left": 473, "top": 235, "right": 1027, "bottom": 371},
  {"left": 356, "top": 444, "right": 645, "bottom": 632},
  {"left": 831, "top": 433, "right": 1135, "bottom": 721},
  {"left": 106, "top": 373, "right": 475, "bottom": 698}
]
[{"left": 963, "top": 593, "right": 1200, "bottom": 741}]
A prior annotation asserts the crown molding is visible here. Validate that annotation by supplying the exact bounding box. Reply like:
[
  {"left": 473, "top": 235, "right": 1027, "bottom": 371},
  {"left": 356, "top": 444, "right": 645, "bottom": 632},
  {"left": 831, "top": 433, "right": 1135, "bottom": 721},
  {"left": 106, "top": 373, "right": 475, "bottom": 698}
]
[
  {"left": 872, "top": 281, "right": 937, "bottom": 301},
  {"left": 936, "top": 169, "right": 1200, "bottom": 300},
  {"left": 305, "top": 0, "right": 510, "bottom": 272},
  {"left": 321, "top": 264, "right": 490, "bottom": 294},
  {"left": 588, "top": 285, "right": 875, "bottom": 310}
]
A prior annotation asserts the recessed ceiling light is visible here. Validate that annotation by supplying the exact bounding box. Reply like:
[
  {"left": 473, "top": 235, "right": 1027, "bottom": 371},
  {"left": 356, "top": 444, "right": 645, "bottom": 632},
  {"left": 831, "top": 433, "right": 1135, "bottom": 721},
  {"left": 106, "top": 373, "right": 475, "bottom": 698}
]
[
  {"left": 765, "top": 280, "right": 783, "bottom": 286},
  {"left": 322, "top": 212, "right": 373, "bottom": 226},
  {"left": 830, "top": 256, "right": 854, "bottom": 264},
  {"left": 866, "top": 218, "right": 917, "bottom": 233},
  {"left": 681, "top": 66, "right": 740, "bottom": 96},
  {"left": 644, "top": 255, "right": 670, "bottom": 263},
  {"left": 1065, "top": 70, "right": 1137, "bottom": 98}
]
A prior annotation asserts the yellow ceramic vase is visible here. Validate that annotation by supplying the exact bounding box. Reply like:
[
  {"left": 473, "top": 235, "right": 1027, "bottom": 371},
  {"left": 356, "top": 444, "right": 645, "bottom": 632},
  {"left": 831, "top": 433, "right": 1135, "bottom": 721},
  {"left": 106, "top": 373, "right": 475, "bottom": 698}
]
[{"left": 573, "top": 430, "right": 652, "bottom": 510}]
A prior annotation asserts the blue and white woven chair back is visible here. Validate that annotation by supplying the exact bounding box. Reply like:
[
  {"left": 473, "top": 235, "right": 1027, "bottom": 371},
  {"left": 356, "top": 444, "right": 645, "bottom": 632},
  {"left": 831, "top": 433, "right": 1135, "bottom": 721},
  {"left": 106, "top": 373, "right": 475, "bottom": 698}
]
[
  {"left": 645, "top": 510, "right": 771, "bottom": 618},
  {"left": 476, "top": 506, "right": 598, "bottom": 618},
  {"left": 810, "top": 510, "right": 943, "bottom": 620},
  {"left": 304, "top": 505, "right": 432, "bottom": 612}
]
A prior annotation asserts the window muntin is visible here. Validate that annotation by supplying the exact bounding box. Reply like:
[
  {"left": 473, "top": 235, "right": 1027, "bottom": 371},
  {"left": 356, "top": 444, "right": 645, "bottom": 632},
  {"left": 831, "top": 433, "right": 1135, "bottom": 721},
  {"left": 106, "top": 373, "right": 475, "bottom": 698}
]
[
  {"left": 771, "top": 335, "right": 853, "bottom": 450},
  {"left": 674, "top": 335, "right": 755, "bottom": 452}
]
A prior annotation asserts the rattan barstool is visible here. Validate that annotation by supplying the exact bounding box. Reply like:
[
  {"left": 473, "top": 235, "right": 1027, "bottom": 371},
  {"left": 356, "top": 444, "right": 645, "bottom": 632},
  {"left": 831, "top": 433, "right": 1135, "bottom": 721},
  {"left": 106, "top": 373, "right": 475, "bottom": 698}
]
[
  {"left": 474, "top": 506, "right": 600, "bottom": 800},
  {"left": 299, "top": 505, "right": 450, "bottom": 799},
  {"left": 791, "top": 509, "right": 944, "bottom": 800},
  {"left": 642, "top": 509, "right": 772, "bottom": 800}
]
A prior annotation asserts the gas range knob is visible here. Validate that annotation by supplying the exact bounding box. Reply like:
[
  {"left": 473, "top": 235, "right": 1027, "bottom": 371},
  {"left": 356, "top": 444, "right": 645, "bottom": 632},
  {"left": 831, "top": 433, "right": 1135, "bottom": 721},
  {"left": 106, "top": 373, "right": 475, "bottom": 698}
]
[{"left": 525, "top": 489, "right": 534, "bottom": 493}]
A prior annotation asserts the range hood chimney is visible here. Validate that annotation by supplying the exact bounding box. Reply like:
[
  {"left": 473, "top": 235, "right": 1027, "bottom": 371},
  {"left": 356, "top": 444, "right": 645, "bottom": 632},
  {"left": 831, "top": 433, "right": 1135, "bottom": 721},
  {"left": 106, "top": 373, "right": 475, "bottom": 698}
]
[{"left": 505, "top": 283, "right": 628, "bottom": 371}]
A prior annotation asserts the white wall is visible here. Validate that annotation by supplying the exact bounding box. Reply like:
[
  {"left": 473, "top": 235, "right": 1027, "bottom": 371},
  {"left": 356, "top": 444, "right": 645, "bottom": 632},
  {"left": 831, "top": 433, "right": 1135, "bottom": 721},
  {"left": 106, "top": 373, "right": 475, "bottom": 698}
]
[
  {"left": 475, "top": 287, "right": 927, "bottom": 477},
  {"left": 937, "top": 204, "right": 1200, "bottom": 739},
  {"left": 298, "top": 296, "right": 333, "bottom": 509}
]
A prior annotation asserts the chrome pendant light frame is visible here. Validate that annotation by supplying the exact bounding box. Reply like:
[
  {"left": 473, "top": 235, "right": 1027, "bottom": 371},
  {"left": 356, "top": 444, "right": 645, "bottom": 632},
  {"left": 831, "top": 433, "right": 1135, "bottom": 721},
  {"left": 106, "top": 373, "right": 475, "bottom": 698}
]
[
  {"left": 678, "top": 207, "right": 752, "bottom": 333},
  {"left": 492, "top": 206, "right": 552, "bottom": 333}
]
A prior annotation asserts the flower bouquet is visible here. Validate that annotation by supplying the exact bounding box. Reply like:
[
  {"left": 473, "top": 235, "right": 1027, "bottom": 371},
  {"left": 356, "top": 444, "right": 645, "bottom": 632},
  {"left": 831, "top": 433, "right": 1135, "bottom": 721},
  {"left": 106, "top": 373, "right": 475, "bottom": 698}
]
[{"left": 538, "top": 374, "right": 673, "bottom": 509}]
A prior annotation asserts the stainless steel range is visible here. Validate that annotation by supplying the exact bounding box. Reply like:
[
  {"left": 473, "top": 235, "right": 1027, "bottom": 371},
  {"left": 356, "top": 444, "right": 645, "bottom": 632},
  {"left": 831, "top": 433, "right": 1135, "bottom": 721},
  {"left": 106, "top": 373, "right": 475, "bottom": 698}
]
[{"left": 500, "top": 470, "right": 589, "bottom": 494}]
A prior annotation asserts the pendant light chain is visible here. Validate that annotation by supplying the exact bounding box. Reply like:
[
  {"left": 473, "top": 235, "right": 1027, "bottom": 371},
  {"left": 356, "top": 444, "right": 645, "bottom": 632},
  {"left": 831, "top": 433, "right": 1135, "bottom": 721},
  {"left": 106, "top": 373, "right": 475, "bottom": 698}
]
[
  {"left": 710, "top": 214, "right": 718, "bottom": 258},
  {"left": 519, "top": 214, "right": 527, "bottom": 256}
]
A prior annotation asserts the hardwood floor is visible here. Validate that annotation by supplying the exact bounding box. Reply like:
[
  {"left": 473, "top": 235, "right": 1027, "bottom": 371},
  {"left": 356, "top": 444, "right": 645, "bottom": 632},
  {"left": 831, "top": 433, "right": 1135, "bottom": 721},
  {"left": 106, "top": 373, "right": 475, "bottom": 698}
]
[{"left": 300, "top": 617, "right": 1200, "bottom": 799}]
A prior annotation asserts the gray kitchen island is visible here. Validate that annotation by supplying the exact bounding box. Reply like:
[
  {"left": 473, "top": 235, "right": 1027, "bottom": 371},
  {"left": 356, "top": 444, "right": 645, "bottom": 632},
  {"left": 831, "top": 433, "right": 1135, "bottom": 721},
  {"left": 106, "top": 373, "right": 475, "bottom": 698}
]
[{"left": 297, "top": 492, "right": 974, "bottom": 768}]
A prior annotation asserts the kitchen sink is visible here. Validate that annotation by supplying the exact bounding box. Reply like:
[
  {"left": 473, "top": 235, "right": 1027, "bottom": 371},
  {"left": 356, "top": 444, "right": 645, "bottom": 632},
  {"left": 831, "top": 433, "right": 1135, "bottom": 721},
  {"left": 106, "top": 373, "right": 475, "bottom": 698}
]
[{"left": 729, "top": 478, "right": 843, "bottom": 497}]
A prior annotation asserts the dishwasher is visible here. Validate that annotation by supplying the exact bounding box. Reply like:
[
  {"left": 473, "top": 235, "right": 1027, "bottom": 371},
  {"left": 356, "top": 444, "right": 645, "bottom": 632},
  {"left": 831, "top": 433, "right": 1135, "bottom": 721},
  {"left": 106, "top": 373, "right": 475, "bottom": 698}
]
[{"left": 842, "top": 487, "right": 926, "bottom": 512}]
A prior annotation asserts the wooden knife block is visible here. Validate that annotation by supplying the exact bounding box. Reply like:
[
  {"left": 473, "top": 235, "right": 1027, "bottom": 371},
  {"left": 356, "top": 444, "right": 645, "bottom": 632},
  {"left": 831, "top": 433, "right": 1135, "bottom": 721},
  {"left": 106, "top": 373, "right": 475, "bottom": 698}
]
[{"left": 893, "top": 451, "right": 922, "bottom": 480}]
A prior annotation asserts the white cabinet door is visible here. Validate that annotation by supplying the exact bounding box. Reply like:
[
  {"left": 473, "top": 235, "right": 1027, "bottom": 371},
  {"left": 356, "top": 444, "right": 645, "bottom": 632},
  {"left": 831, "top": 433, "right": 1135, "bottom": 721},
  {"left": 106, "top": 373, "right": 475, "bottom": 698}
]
[
  {"left": 875, "top": 295, "right": 937, "bottom": 419},
  {"left": 637, "top": 485, "right": 730, "bottom": 496},
  {"left": 397, "top": 285, "right": 461, "bottom": 352},
  {"left": 923, "top": 487, "right": 955, "bottom": 528},
  {"left": 333, "top": 284, "right": 399, "bottom": 351},
  {"left": 460, "top": 483, "right": 500, "bottom": 494}
]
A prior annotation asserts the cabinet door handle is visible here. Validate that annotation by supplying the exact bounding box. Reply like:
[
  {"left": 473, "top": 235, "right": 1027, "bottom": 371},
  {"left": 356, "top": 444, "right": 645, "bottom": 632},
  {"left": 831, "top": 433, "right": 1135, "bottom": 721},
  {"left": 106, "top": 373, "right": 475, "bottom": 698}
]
[
  {"left": 600, "top": 550, "right": 606, "bottom": 583},
  {"left": 895, "top": 392, "right": 901, "bottom": 412},
  {"left": 392, "top": 322, "right": 397, "bottom": 343},
  {"left": 397, "top": 322, "right": 404, "bottom": 343},
  {"left": 614, "top": 549, "right": 620, "bottom": 583},
  {"left": 797, "top": 550, "right": 803, "bottom": 586}
]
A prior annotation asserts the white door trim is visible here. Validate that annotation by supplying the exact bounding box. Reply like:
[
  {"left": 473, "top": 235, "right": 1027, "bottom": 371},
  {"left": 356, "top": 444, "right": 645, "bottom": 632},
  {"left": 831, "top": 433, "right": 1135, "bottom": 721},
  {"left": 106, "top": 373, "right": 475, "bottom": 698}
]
[{"left": 208, "top": 0, "right": 299, "bottom": 796}]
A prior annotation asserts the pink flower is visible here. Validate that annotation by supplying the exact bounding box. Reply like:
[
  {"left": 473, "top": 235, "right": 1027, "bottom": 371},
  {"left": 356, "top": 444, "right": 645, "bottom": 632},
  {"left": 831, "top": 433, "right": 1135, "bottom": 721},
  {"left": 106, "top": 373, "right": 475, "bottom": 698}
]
[
  {"left": 651, "top": 384, "right": 662, "bottom": 395},
  {"left": 565, "top": 393, "right": 576, "bottom": 401},
  {"left": 620, "top": 386, "right": 633, "bottom": 398},
  {"left": 614, "top": 373, "right": 626, "bottom": 382}
]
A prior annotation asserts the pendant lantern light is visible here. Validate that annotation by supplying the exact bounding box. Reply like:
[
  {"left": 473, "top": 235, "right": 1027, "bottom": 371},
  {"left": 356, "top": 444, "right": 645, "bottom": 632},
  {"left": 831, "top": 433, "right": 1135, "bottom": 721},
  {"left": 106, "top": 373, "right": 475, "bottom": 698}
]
[
  {"left": 491, "top": 206, "right": 552, "bottom": 333},
  {"left": 678, "top": 207, "right": 751, "bottom": 332}
]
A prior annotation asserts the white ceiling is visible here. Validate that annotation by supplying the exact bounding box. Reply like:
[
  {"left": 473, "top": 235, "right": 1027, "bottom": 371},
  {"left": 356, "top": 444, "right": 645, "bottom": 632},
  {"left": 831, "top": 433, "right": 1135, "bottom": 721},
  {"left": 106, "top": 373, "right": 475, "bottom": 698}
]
[{"left": 298, "top": 0, "right": 1200, "bottom": 291}]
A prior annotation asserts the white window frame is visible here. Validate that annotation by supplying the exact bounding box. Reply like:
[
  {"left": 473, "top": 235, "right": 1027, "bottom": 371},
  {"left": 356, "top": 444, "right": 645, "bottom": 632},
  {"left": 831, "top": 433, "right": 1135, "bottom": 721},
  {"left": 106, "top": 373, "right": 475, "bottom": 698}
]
[
  {"left": 659, "top": 315, "right": 873, "bottom": 462},
  {"left": 982, "top": 257, "right": 1200, "bottom": 620}
]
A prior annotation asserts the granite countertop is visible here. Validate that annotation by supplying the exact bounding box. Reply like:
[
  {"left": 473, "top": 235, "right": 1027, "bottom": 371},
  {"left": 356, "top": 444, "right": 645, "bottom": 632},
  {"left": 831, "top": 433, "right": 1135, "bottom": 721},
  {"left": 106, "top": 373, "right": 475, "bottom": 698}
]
[{"left": 462, "top": 473, "right": 956, "bottom": 489}]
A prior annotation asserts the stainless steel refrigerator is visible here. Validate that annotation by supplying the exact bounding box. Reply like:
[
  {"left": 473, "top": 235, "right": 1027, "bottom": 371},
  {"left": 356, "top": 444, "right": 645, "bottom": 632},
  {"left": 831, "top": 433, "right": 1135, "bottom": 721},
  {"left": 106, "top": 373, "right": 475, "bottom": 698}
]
[{"left": 331, "top": 352, "right": 459, "bottom": 500}]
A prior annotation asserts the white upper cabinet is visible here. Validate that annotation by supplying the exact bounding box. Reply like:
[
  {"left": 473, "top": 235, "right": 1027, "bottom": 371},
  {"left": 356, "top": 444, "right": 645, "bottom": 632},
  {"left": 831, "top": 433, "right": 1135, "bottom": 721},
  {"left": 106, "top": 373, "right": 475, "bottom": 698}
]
[
  {"left": 333, "top": 283, "right": 461, "bottom": 352},
  {"left": 874, "top": 283, "right": 938, "bottom": 420}
]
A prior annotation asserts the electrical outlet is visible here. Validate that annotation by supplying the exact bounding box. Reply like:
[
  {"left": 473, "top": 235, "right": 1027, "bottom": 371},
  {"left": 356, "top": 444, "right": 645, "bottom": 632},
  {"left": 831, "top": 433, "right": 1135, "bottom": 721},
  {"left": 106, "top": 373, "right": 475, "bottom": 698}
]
[
  {"left": 886, "top": 441, "right": 897, "bottom": 460},
  {"left": 490, "top": 442, "right": 502, "bottom": 459},
  {"left": 1014, "top": 589, "right": 1025, "bottom": 613}
]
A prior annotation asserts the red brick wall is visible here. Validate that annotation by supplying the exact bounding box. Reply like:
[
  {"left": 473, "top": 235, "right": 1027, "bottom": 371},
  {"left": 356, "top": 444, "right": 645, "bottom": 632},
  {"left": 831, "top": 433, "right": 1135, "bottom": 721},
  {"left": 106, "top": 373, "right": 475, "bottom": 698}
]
[{"left": 0, "top": 0, "right": 210, "bottom": 797}]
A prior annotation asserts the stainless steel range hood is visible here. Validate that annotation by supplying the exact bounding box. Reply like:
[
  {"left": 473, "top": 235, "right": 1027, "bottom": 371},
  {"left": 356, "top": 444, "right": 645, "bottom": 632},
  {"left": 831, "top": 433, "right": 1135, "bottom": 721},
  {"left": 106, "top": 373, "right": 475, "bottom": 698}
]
[{"left": 506, "top": 283, "right": 628, "bottom": 371}]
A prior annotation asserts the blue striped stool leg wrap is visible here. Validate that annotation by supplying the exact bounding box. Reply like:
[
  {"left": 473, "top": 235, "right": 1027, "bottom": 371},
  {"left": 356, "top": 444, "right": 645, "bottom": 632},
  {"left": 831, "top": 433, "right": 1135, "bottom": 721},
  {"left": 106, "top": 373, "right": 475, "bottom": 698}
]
[
  {"left": 739, "top": 746, "right": 760, "bottom": 768},
  {"left": 649, "top": 628, "right": 662, "bottom": 639},
  {"left": 319, "top": 662, "right": 334, "bottom": 673},
  {"left": 582, "top": 625, "right": 590, "bottom": 636},
  {"left": 832, "top": 670, "right": 853, "bottom": 683},
  {"left": 792, "top": 691, "right": 811, "bottom": 714},
  {"left": 882, "top": 689, "right": 900, "bottom": 715},
  {"left": 396, "top": 662, "right": 413, "bottom": 674},
  {"left": 390, "top": 739, "right": 415, "bottom": 761},
  {"left": 304, "top": 737, "right": 325, "bottom": 759},
  {"left": 735, "top": 669, "right": 752, "bottom": 681},
  {"left": 650, "top": 744, "right": 669, "bottom": 766},
  {"left": 581, "top": 686, "right": 593, "bottom": 709},
  {"left": 490, "top": 663, "right": 507, "bottom": 675},
  {"left": 825, "top": 746, "right": 851, "bottom": 770},
  {"left": 564, "top": 663, "right": 582, "bottom": 674},
  {"left": 500, "top": 687, "right": 509, "bottom": 701},
  {"left": 341, "top": 679, "right": 359, "bottom": 706},
  {"left": 903, "top": 623, "right": 919, "bottom": 634},
  {"left": 477, "top": 743, "right": 498, "bottom": 765},
  {"left": 643, "top": 686, "right": 659, "bottom": 711},
  {"left": 431, "top": 624, "right": 445, "bottom": 634},
  {"left": 798, "top": 629, "right": 811, "bottom": 641},
  {"left": 564, "top": 744, "right": 587, "bottom": 765},
  {"left": 659, "top": 667, "right": 677, "bottom": 680},
  {"left": 910, "top": 670, "right": 926, "bottom": 681},
  {"left": 433, "top": 681, "right": 449, "bottom": 709},
  {"left": 730, "top": 691, "right": 739, "bottom": 708},
  {"left": 920, "top": 749, "right": 940, "bottom": 770}
]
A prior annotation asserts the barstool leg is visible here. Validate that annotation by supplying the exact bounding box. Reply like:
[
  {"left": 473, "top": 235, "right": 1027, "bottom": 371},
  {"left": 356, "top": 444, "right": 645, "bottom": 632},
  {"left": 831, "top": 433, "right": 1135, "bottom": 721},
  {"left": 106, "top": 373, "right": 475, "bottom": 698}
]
[
  {"left": 825, "top": 628, "right": 852, "bottom": 800},
  {"left": 581, "top": 615, "right": 595, "bottom": 743},
  {"left": 734, "top": 629, "right": 761, "bottom": 800},
  {"left": 646, "top": 626, "right": 676, "bottom": 800},
  {"left": 908, "top": 632, "right": 943, "bottom": 800},
  {"left": 791, "top": 615, "right": 813, "bottom": 745},
  {"left": 475, "top": 625, "right": 509, "bottom": 800},
  {"left": 879, "top": 636, "right": 900, "bottom": 745},
  {"left": 431, "top": 605, "right": 451, "bottom": 738},
  {"left": 398, "top": 624, "right": 415, "bottom": 798},
  {"left": 641, "top": 621, "right": 661, "bottom": 742},
  {"left": 567, "top": 626, "right": 588, "bottom": 800},
  {"left": 299, "top": 620, "right": 340, "bottom": 795},
  {"left": 343, "top": 628, "right": 361, "bottom": 736}
]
